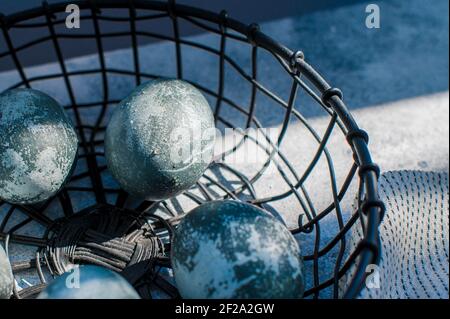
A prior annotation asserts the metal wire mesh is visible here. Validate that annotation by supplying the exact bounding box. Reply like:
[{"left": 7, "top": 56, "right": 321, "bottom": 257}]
[{"left": 0, "top": 0, "right": 384, "bottom": 299}]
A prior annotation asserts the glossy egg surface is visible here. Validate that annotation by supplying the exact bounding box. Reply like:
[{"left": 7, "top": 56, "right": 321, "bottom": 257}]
[
  {"left": 37, "top": 265, "right": 140, "bottom": 299},
  {"left": 105, "top": 79, "right": 215, "bottom": 200},
  {"left": 0, "top": 245, "right": 13, "bottom": 299},
  {"left": 0, "top": 89, "right": 78, "bottom": 204},
  {"left": 171, "top": 200, "right": 305, "bottom": 299}
]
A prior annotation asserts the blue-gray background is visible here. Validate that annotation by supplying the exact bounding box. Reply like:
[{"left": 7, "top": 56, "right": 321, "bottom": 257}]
[{"left": 0, "top": 0, "right": 448, "bottom": 108}]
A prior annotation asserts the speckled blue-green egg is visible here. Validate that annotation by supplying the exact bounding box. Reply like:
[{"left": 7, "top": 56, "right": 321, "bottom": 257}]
[
  {"left": 37, "top": 265, "right": 140, "bottom": 299},
  {"left": 0, "top": 245, "right": 13, "bottom": 299},
  {"left": 171, "top": 200, "right": 305, "bottom": 299},
  {"left": 0, "top": 89, "right": 78, "bottom": 205},
  {"left": 105, "top": 79, "right": 215, "bottom": 201}
]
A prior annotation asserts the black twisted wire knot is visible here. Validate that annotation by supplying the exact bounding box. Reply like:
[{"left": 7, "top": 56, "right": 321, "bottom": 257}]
[
  {"left": 362, "top": 199, "right": 386, "bottom": 221},
  {"left": 42, "top": 1, "right": 57, "bottom": 20},
  {"left": 359, "top": 163, "right": 381, "bottom": 179},
  {"left": 322, "top": 87, "right": 343, "bottom": 108},
  {"left": 346, "top": 129, "right": 369, "bottom": 146},
  {"left": 127, "top": 0, "right": 137, "bottom": 17},
  {"left": 290, "top": 51, "right": 305, "bottom": 75},
  {"left": 219, "top": 10, "right": 228, "bottom": 34},
  {"left": 44, "top": 205, "right": 166, "bottom": 284},
  {"left": 357, "top": 238, "right": 380, "bottom": 264},
  {"left": 167, "top": 0, "right": 177, "bottom": 20},
  {"left": 247, "top": 23, "right": 260, "bottom": 46},
  {"left": 0, "top": 13, "right": 8, "bottom": 30},
  {"left": 88, "top": 0, "right": 102, "bottom": 15},
  {"left": 346, "top": 129, "right": 370, "bottom": 164}
]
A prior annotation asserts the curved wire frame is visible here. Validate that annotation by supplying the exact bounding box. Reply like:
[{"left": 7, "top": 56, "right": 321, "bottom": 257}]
[{"left": 0, "top": 0, "right": 384, "bottom": 299}]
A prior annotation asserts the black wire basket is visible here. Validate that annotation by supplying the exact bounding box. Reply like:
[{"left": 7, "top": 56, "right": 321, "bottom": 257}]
[{"left": 0, "top": 0, "right": 385, "bottom": 299}]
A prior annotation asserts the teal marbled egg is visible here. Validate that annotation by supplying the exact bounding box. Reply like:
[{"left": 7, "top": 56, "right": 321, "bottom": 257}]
[
  {"left": 171, "top": 200, "right": 305, "bottom": 299},
  {"left": 0, "top": 245, "right": 13, "bottom": 299},
  {"left": 0, "top": 89, "right": 78, "bottom": 205},
  {"left": 105, "top": 79, "right": 215, "bottom": 201},
  {"left": 37, "top": 265, "right": 140, "bottom": 299}
]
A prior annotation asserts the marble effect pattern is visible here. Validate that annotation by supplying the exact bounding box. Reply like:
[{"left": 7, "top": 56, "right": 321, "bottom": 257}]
[
  {"left": 37, "top": 265, "right": 140, "bottom": 299},
  {"left": 171, "top": 201, "right": 304, "bottom": 299},
  {"left": 0, "top": 245, "right": 13, "bottom": 299},
  {"left": 0, "top": 89, "right": 78, "bottom": 204},
  {"left": 105, "top": 79, "right": 215, "bottom": 200}
]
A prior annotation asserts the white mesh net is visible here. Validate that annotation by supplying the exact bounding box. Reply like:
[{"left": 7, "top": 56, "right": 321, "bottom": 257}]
[{"left": 341, "top": 170, "right": 449, "bottom": 299}]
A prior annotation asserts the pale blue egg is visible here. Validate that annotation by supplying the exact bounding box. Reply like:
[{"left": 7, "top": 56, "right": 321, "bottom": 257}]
[
  {"left": 0, "top": 88, "right": 78, "bottom": 204},
  {"left": 0, "top": 245, "right": 13, "bottom": 299},
  {"left": 37, "top": 265, "right": 140, "bottom": 299},
  {"left": 105, "top": 79, "right": 215, "bottom": 201},
  {"left": 171, "top": 200, "right": 305, "bottom": 299}
]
